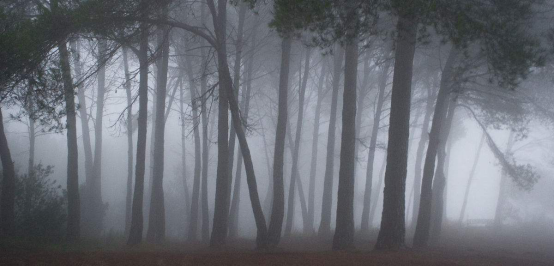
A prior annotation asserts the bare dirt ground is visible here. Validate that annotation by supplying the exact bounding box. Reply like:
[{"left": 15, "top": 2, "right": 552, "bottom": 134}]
[{"left": 1, "top": 228, "right": 552, "bottom": 265}]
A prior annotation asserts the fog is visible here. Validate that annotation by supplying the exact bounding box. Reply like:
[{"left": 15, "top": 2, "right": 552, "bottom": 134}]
[{"left": 1, "top": 0, "right": 554, "bottom": 264}]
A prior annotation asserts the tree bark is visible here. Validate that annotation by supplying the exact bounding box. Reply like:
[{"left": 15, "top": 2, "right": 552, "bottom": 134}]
[
  {"left": 0, "top": 106, "right": 16, "bottom": 235},
  {"left": 200, "top": 5, "right": 211, "bottom": 242},
  {"left": 319, "top": 45, "right": 344, "bottom": 238},
  {"left": 333, "top": 39, "right": 358, "bottom": 250},
  {"left": 180, "top": 79, "right": 192, "bottom": 238},
  {"left": 458, "top": 132, "right": 485, "bottom": 224},
  {"left": 360, "top": 55, "right": 391, "bottom": 234},
  {"left": 267, "top": 37, "right": 292, "bottom": 248},
  {"left": 122, "top": 47, "right": 134, "bottom": 237},
  {"left": 127, "top": 18, "right": 149, "bottom": 246},
  {"left": 284, "top": 48, "right": 311, "bottom": 237},
  {"left": 374, "top": 14, "right": 417, "bottom": 250}
]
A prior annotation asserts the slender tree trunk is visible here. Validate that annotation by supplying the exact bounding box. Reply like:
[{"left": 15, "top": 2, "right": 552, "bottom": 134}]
[
  {"left": 284, "top": 48, "right": 311, "bottom": 237},
  {"left": 127, "top": 19, "right": 149, "bottom": 246},
  {"left": 267, "top": 37, "right": 292, "bottom": 248},
  {"left": 458, "top": 132, "right": 485, "bottom": 224},
  {"left": 69, "top": 40, "right": 93, "bottom": 189},
  {"left": 319, "top": 45, "right": 344, "bottom": 238},
  {"left": 0, "top": 106, "right": 16, "bottom": 236},
  {"left": 413, "top": 48, "right": 459, "bottom": 248},
  {"left": 360, "top": 56, "right": 391, "bottom": 234},
  {"left": 229, "top": 25, "right": 257, "bottom": 238},
  {"left": 333, "top": 38, "right": 358, "bottom": 250},
  {"left": 354, "top": 52, "right": 372, "bottom": 188},
  {"left": 28, "top": 113, "right": 35, "bottom": 177},
  {"left": 200, "top": 5, "right": 211, "bottom": 242},
  {"left": 493, "top": 131, "right": 515, "bottom": 231},
  {"left": 122, "top": 48, "right": 134, "bottom": 237},
  {"left": 374, "top": 14, "right": 417, "bottom": 250},
  {"left": 180, "top": 80, "right": 192, "bottom": 238},
  {"left": 58, "top": 39, "right": 81, "bottom": 242},
  {"left": 226, "top": 2, "right": 247, "bottom": 211},
  {"left": 430, "top": 98, "right": 457, "bottom": 241},
  {"left": 146, "top": 21, "right": 170, "bottom": 243},
  {"left": 411, "top": 82, "right": 437, "bottom": 230},
  {"left": 307, "top": 61, "right": 327, "bottom": 234},
  {"left": 182, "top": 37, "right": 203, "bottom": 242},
  {"left": 260, "top": 118, "right": 274, "bottom": 217},
  {"left": 369, "top": 156, "right": 387, "bottom": 227},
  {"left": 85, "top": 39, "right": 107, "bottom": 237}
]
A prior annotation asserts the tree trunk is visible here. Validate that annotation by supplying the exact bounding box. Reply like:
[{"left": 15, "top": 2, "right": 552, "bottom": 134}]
[
  {"left": 229, "top": 24, "right": 257, "bottom": 238},
  {"left": 374, "top": 14, "right": 417, "bottom": 250},
  {"left": 182, "top": 37, "right": 203, "bottom": 242},
  {"left": 333, "top": 39, "right": 358, "bottom": 250},
  {"left": 319, "top": 45, "right": 344, "bottom": 238},
  {"left": 69, "top": 40, "right": 93, "bottom": 189},
  {"left": 411, "top": 82, "right": 437, "bottom": 230},
  {"left": 307, "top": 61, "right": 327, "bottom": 234},
  {"left": 122, "top": 48, "right": 134, "bottom": 237},
  {"left": 369, "top": 156, "right": 387, "bottom": 227},
  {"left": 85, "top": 39, "right": 107, "bottom": 237},
  {"left": 146, "top": 21, "right": 170, "bottom": 243},
  {"left": 284, "top": 48, "right": 311, "bottom": 237},
  {"left": 430, "top": 97, "right": 457, "bottom": 241},
  {"left": 0, "top": 106, "right": 16, "bottom": 235},
  {"left": 413, "top": 48, "right": 459, "bottom": 248},
  {"left": 200, "top": 5, "right": 211, "bottom": 243},
  {"left": 58, "top": 39, "right": 81, "bottom": 242},
  {"left": 458, "top": 132, "right": 485, "bottom": 224},
  {"left": 493, "top": 131, "right": 515, "bottom": 231},
  {"left": 226, "top": 2, "right": 247, "bottom": 212},
  {"left": 127, "top": 19, "right": 149, "bottom": 246},
  {"left": 267, "top": 37, "right": 292, "bottom": 248},
  {"left": 360, "top": 55, "right": 391, "bottom": 234},
  {"left": 28, "top": 112, "right": 35, "bottom": 177},
  {"left": 180, "top": 79, "right": 192, "bottom": 238},
  {"left": 210, "top": 0, "right": 232, "bottom": 247}
]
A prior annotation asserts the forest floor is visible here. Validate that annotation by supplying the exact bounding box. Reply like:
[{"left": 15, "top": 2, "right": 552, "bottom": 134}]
[{"left": 1, "top": 227, "right": 553, "bottom": 265}]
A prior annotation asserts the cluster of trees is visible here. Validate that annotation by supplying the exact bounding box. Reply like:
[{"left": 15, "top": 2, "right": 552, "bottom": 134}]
[{"left": 0, "top": 0, "right": 552, "bottom": 251}]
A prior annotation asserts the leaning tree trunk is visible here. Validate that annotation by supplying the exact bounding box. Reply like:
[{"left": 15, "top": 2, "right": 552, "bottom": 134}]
[
  {"left": 284, "top": 48, "right": 311, "bottom": 237},
  {"left": 229, "top": 24, "right": 257, "bottom": 238},
  {"left": 369, "top": 156, "right": 387, "bottom": 227},
  {"left": 333, "top": 38, "right": 358, "bottom": 251},
  {"left": 0, "top": 106, "right": 16, "bottom": 235},
  {"left": 458, "top": 132, "right": 485, "bottom": 224},
  {"left": 182, "top": 36, "right": 203, "bottom": 242},
  {"left": 127, "top": 20, "right": 149, "bottom": 246},
  {"left": 226, "top": 2, "right": 247, "bottom": 211},
  {"left": 267, "top": 36, "right": 292, "bottom": 248},
  {"left": 146, "top": 22, "right": 170, "bottom": 243},
  {"left": 430, "top": 97, "right": 457, "bottom": 241},
  {"left": 411, "top": 82, "right": 437, "bottom": 230},
  {"left": 307, "top": 61, "right": 327, "bottom": 234},
  {"left": 413, "top": 48, "right": 459, "bottom": 248},
  {"left": 58, "top": 38, "right": 81, "bottom": 242},
  {"left": 319, "top": 45, "right": 344, "bottom": 238},
  {"left": 360, "top": 55, "right": 391, "bottom": 234},
  {"left": 122, "top": 48, "right": 134, "bottom": 237},
  {"left": 493, "top": 131, "right": 515, "bottom": 232},
  {"left": 374, "top": 14, "right": 417, "bottom": 250}
]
